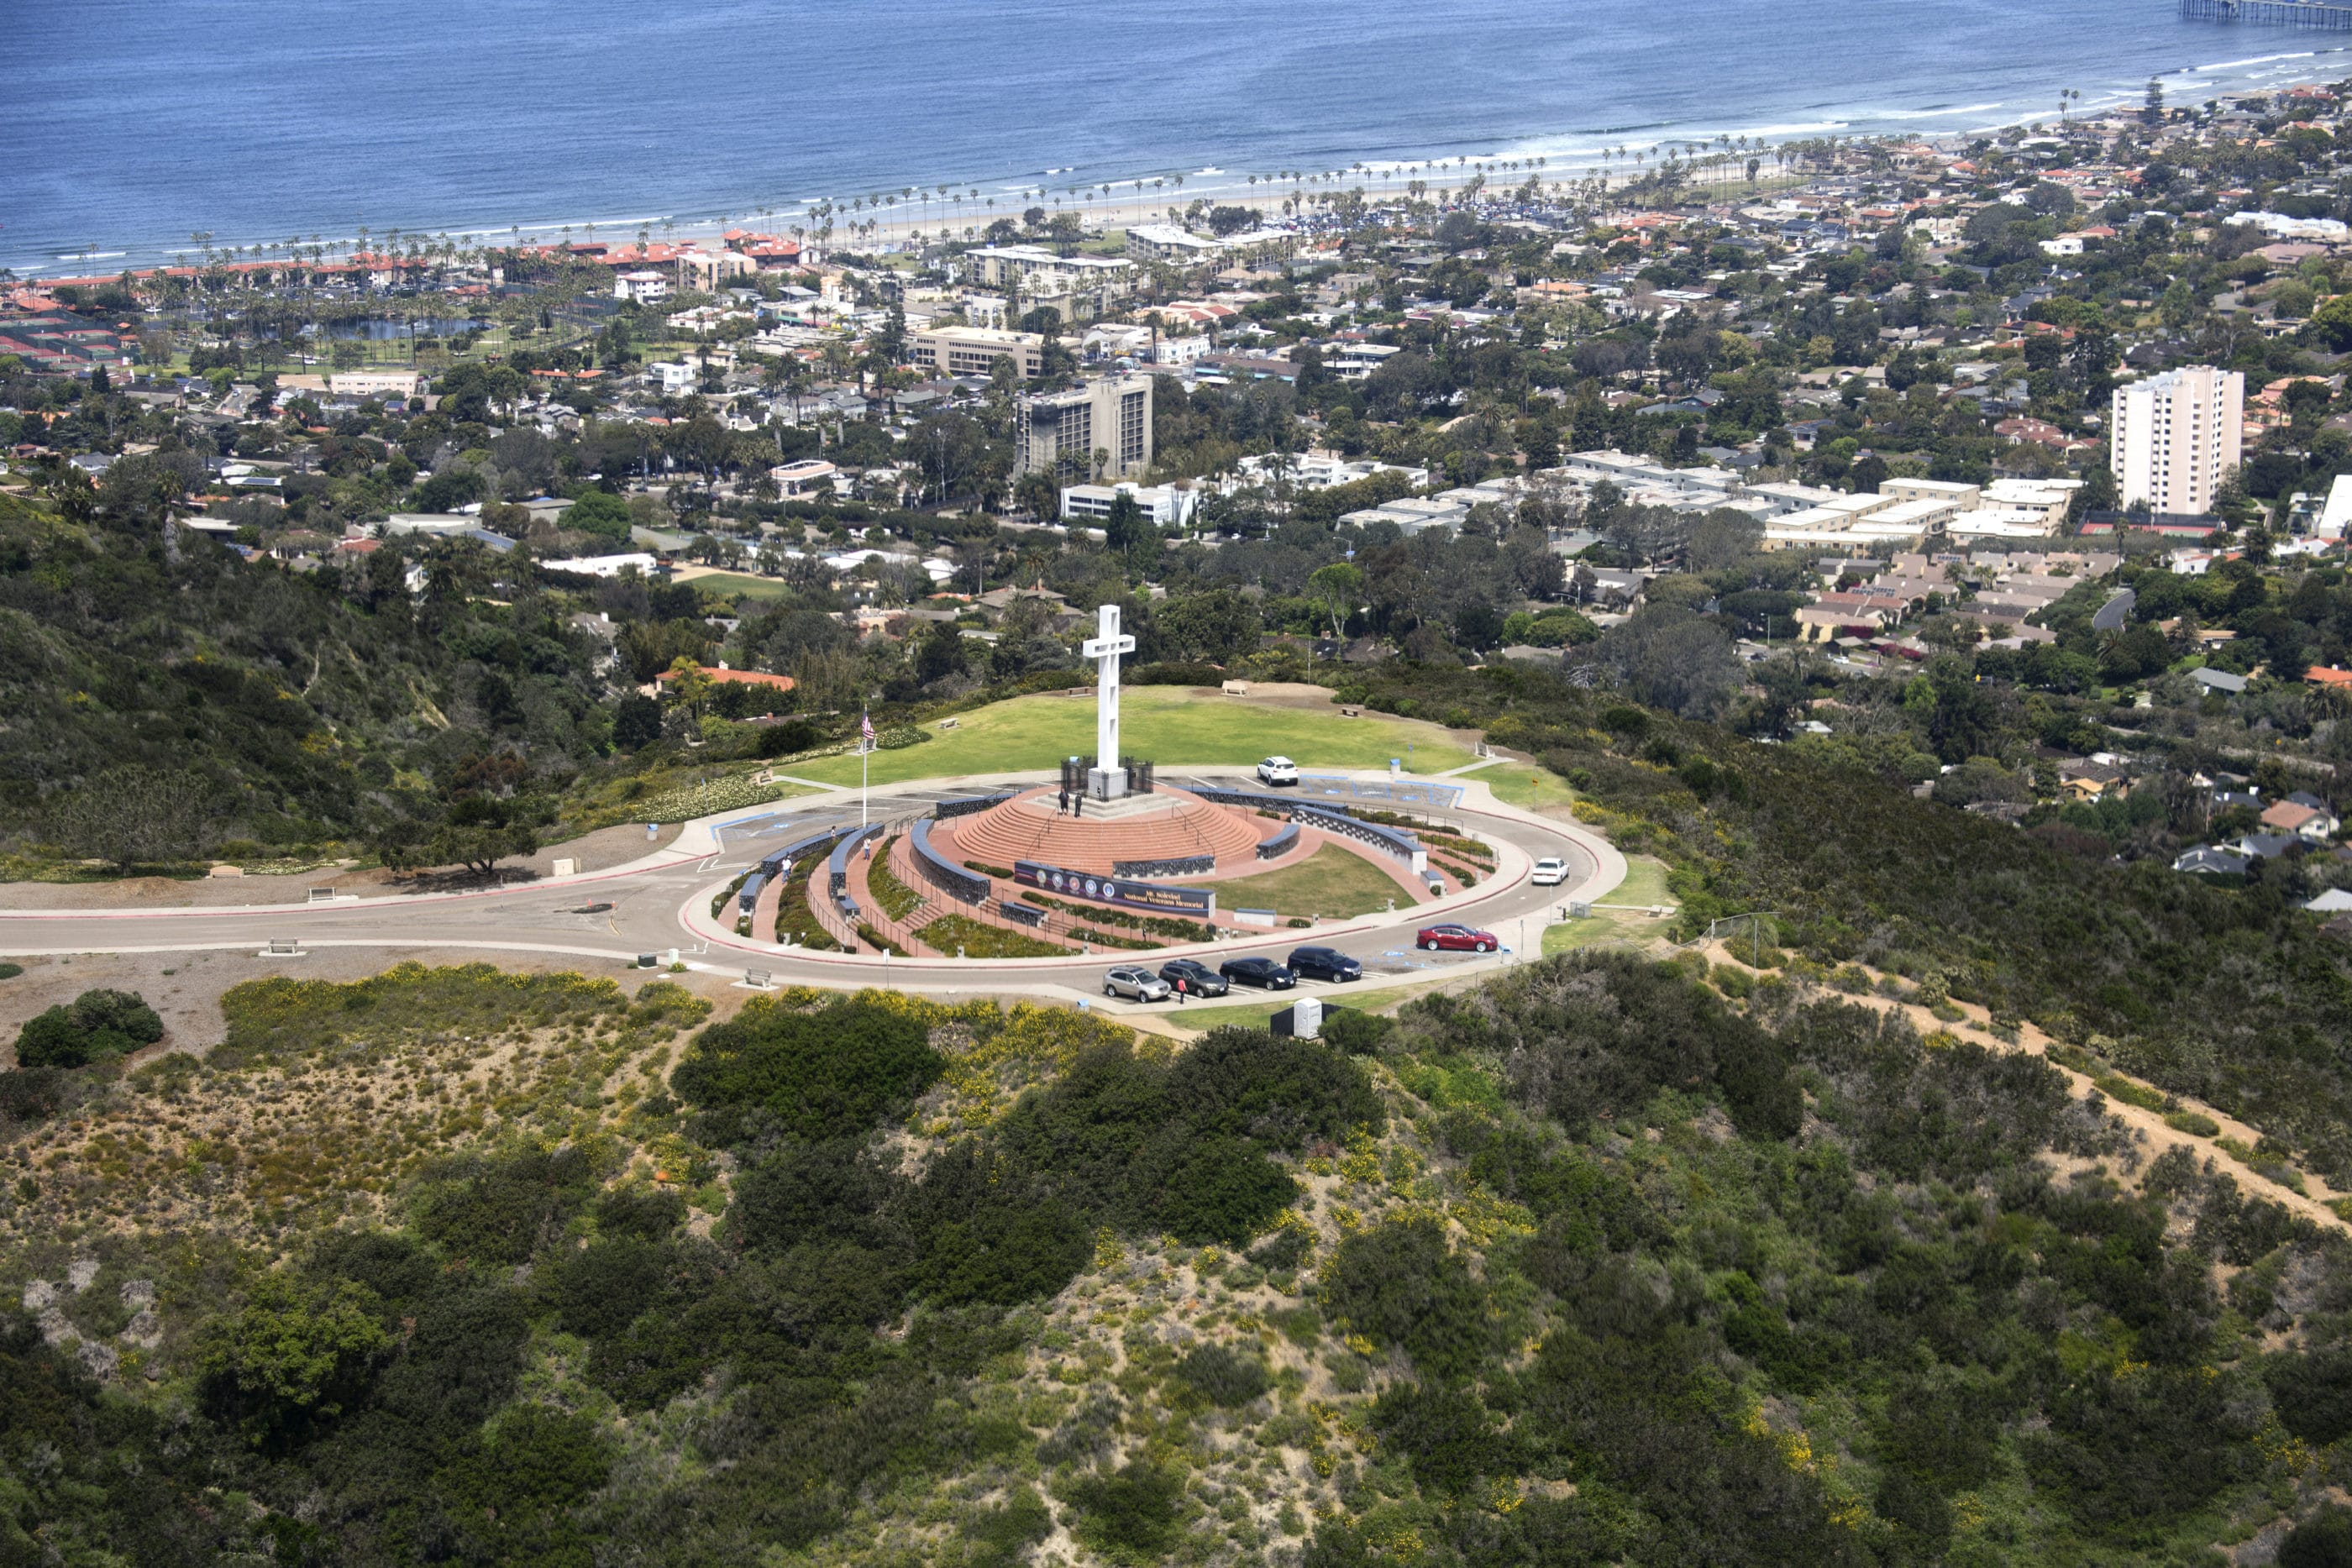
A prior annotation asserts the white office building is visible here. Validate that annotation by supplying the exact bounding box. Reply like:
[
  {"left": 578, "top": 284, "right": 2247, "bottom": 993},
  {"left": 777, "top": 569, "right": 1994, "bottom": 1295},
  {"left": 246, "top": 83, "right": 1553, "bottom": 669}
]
[
  {"left": 1062, "top": 481, "right": 1200, "bottom": 528},
  {"left": 2111, "top": 366, "right": 2243, "bottom": 516}
]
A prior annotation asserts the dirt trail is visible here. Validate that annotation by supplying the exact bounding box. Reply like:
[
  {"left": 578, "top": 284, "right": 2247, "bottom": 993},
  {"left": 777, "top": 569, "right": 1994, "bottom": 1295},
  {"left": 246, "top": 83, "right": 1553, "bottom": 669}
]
[{"left": 1704, "top": 944, "right": 2352, "bottom": 1240}]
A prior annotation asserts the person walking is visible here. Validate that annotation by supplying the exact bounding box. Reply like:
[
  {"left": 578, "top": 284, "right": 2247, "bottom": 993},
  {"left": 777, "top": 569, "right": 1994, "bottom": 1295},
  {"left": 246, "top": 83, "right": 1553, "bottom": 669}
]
[{"left": 1176, "top": 977, "right": 1187, "bottom": 1005}]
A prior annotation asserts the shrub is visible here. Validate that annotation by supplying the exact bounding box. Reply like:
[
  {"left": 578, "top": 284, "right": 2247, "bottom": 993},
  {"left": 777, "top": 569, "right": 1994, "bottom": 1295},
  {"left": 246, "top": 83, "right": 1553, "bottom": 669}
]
[
  {"left": 1370, "top": 1381, "right": 1513, "bottom": 1493},
  {"left": 1173, "top": 1344, "right": 1270, "bottom": 1407},
  {"left": 867, "top": 844, "right": 923, "bottom": 920},
  {"left": 555, "top": 1238, "right": 670, "bottom": 1338},
  {"left": 2164, "top": 1109, "right": 2221, "bottom": 1137},
  {"left": 14, "top": 988, "right": 164, "bottom": 1067},
  {"left": 412, "top": 1144, "right": 601, "bottom": 1266},
  {"left": 1063, "top": 1462, "right": 1184, "bottom": 1560},
  {"left": 671, "top": 994, "right": 942, "bottom": 1146},
  {"left": 2282, "top": 1506, "right": 2352, "bottom": 1568},
  {"left": 1319, "top": 1008, "right": 1395, "bottom": 1054},
  {"left": 966, "top": 1486, "right": 1053, "bottom": 1568},
  {"left": 197, "top": 1275, "right": 391, "bottom": 1448},
  {"left": 1249, "top": 1229, "right": 1310, "bottom": 1274},
  {"left": 0, "top": 1066, "right": 66, "bottom": 1125},
  {"left": 1321, "top": 1216, "right": 1499, "bottom": 1380},
  {"left": 2092, "top": 1073, "right": 2167, "bottom": 1113},
  {"left": 916, "top": 914, "right": 1064, "bottom": 959}
]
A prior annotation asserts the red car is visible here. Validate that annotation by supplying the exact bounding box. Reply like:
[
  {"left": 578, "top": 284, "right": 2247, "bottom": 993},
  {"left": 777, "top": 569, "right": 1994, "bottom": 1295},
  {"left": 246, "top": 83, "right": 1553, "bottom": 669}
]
[{"left": 1418, "top": 923, "right": 1496, "bottom": 953}]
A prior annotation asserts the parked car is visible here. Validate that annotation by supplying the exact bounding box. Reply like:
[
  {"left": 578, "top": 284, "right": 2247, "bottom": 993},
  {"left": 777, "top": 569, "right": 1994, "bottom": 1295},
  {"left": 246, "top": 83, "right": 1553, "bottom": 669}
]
[
  {"left": 1286, "top": 945, "right": 1362, "bottom": 982},
  {"left": 1219, "top": 956, "right": 1297, "bottom": 989},
  {"left": 1530, "top": 856, "right": 1569, "bottom": 886},
  {"left": 1103, "top": 966, "right": 1171, "bottom": 1001},
  {"left": 1158, "top": 958, "right": 1230, "bottom": 997},
  {"left": 1417, "top": 923, "right": 1497, "bottom": 953},
  {"left": 1257, "top": 756, "right": 1299, "bottom": 786}
]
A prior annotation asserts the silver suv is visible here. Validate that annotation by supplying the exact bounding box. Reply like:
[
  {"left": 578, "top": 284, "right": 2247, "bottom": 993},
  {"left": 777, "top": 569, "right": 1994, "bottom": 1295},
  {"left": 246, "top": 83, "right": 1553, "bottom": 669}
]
[{"left": 1103, "top": 966, "right": 1172, "bottom": 1001}]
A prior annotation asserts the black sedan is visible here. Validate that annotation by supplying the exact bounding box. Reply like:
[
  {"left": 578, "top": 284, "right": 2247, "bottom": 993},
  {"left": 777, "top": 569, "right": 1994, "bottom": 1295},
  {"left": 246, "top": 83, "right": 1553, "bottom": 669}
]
[
  {"left": 1286, "top": 946, "right": 1362, "bottom": 982},
  {"left": 1219, "top": 956, "right": 1297, "bottom": 990},
  {"left": 1158, "top": 958, "right": 1231, "bottom": 998}
]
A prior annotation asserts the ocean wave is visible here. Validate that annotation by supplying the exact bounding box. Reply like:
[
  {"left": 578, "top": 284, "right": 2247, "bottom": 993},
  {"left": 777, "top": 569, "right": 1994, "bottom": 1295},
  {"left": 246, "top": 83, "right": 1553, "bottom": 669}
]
[
  {"left": 1871, "top": 102, "right": 2006, "bottom": 121},
  {"left": 2187, "top": 50, "right": 2319, "bottom": 71}
]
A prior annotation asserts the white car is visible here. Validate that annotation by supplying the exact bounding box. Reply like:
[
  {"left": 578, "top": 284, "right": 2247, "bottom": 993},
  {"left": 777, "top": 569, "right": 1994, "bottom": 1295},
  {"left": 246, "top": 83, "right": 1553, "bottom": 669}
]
[
  {"left": 1103, "top": 966, "right": 1172, "bottom": 1002},
  {"left": 1257, "top": 756, "right": 1299, "bottom": 786},
  {"left": 1530, "top": 856, "right": 1569, "bottom": 886}
]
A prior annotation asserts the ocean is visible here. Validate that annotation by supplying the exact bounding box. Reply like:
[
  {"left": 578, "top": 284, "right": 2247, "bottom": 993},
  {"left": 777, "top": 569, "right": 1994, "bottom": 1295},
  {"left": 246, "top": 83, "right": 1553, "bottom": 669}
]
[{"left": 1, "top": 0, "right": 2344, "bottom": 275}]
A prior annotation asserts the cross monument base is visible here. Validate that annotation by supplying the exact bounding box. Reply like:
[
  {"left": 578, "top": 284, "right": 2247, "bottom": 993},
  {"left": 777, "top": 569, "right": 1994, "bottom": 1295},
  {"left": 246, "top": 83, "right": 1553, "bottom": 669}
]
[{"left": 1087, "top": 765, "right": 1130, "bottom": 801}]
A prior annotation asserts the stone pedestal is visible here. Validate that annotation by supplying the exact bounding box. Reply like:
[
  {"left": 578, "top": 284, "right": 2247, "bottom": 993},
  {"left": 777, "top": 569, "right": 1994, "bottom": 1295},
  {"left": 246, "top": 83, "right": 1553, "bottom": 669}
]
[{"left": 1087, "top": 765, "right": 1130, "bottom": 801}]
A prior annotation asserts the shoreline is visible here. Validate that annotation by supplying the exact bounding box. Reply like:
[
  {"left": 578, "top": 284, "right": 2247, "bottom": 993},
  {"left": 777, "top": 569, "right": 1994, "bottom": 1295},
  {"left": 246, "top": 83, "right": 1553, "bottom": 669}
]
[{"left": 8, "top": 45, "right": 2349, "bottom": 278}]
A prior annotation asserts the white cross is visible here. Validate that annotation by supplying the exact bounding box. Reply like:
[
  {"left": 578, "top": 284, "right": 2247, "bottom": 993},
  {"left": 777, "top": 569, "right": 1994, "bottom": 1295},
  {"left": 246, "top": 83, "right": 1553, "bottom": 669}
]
[{"left": 1079, "top": 603, "right": 1136, "bottom": 776}]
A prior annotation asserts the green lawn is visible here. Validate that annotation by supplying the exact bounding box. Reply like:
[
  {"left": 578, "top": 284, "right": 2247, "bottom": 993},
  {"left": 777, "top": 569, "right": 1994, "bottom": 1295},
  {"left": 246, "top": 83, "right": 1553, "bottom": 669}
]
[
  {"left": 683, "top": 570, "right": 796, "bottom": 601},
  {"left": 789, "top": 688, "right": 1481, "bottom": 788},
  {"left": 1202, "top": 845, "right": 1419, "bottom": 919},
  {"left": 1481, "top": 763, "right": 1581, "bottom": 815},
  {"left": 1541, "top": 855, "right": 1677, "bottom": 955}
]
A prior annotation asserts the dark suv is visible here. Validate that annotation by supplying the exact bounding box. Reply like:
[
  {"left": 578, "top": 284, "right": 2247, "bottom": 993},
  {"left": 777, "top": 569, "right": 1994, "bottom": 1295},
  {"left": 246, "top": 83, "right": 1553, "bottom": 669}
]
[
  {"left": 1158, "top": 958, "right": 1230, "bottom": 998},
  {"left": 1286, "top": 945, "right": 1362, "bottom": 982}
]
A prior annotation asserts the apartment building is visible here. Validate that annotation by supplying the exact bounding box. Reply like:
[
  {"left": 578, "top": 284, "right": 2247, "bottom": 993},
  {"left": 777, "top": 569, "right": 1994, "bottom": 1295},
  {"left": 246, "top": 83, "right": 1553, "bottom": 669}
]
[
  {"left": 960, "top": 245, "right": 1136, "bottom": 323},
  {"left": 2112, "top": 366, "right": 2244, "bottom": 515},
  {"left": 906, "top": 326, "right": 1043, "bottom": 379},
  {"left": 1015, "top": 375, "right": 1153, "bottom": 481}
]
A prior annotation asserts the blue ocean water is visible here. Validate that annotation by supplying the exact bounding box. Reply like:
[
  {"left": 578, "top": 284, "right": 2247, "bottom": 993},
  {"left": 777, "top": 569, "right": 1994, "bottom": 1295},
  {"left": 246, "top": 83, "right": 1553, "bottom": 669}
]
[{"left": 1, "top": 0, "right": 2342, "bottom": 274}]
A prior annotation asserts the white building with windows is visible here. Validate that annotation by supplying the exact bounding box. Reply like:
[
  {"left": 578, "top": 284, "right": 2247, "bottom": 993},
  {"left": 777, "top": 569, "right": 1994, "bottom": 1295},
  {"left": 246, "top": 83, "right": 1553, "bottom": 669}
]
[
  {"left": 1062, "top": 481, "right": 1199, "bottom": 528},
  {"left": 2111, "top": 366, "right": 2243, "bottom": 515}
]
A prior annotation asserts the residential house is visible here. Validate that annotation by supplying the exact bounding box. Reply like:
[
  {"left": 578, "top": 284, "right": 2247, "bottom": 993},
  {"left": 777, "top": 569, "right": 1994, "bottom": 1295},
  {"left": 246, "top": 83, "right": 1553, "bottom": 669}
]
[
  {"left": 2174, "top": 845, "right": 2253, "bottom": 875},
  {"left": 2262, "top": 792, "right": 2340, "bottom": 842}
]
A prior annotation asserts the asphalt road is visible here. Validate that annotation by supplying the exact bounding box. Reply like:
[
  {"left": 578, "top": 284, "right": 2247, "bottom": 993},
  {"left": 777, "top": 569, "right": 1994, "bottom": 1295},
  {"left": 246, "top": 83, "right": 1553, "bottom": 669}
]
[{"left": 0, "top": 772, "right": 1619, "bottom": 1014}]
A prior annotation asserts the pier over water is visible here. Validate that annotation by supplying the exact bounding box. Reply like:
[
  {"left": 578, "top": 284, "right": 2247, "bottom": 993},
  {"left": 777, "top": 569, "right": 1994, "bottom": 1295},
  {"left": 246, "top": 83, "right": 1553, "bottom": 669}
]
[{"left": 2182, "top": 0, "right": 2352, "bottom": 27}]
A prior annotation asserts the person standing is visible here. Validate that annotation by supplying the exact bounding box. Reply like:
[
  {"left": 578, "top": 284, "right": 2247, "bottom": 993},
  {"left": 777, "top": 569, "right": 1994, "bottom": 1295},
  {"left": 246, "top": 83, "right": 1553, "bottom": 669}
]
[
  {"left": 1058, "top": 789, "right": 1069, "bottom": 815},
  {"left": 1074, "top": 794, "right": 1084, "bottom": 819}
]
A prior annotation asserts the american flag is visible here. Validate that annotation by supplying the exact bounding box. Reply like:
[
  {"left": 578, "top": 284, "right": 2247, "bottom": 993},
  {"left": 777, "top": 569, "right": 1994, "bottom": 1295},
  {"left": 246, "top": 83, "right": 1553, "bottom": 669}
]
[{"left": 860, "top": 711, "right": 874, "bottom": 747}]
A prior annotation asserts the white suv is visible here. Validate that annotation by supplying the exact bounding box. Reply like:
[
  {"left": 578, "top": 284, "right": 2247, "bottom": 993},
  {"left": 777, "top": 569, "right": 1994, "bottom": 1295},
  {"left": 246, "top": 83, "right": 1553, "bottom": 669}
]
[
  {"left": 1530, "top": 856, "right": 1569, "bottom": 886},
  {"left": 1257, "top": 756, "right": 1299, "bottom": 786}
]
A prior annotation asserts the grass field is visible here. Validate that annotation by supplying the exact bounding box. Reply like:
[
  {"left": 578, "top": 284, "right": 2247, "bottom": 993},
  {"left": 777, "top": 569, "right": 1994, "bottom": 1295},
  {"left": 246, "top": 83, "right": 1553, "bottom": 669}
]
[
  {"left": 1479, "top": 763, "right": 1581, "bottom": 815},
  {"left": 679, "top": 569, "right": 797, "bottom": 601},
  {"left": 1202, "top": 845, "right": 1419, "bottom": 919},
  {"left": 1541, "top": 855, "right": 1677, "bottom": 955},
  {"left": 789, "top": 688, "right": 1481, "bottom": 788}
]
